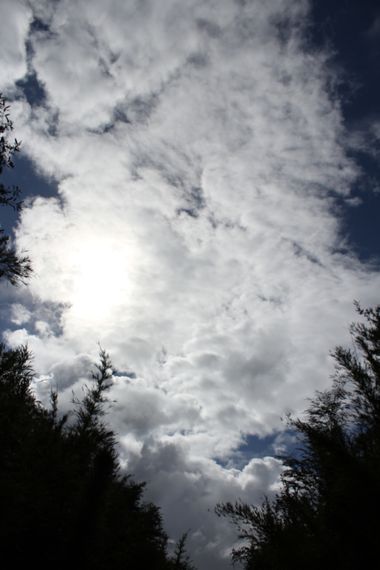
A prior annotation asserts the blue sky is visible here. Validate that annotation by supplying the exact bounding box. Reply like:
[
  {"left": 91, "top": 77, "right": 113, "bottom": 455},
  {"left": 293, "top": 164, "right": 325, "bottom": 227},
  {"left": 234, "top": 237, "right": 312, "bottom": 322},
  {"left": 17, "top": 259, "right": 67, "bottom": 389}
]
[
  {"left": 1, "top": 1, "right": 380, "bottom": 568},
  {"left": 310, "top": 0, "right": 380, "bottom": 264}
]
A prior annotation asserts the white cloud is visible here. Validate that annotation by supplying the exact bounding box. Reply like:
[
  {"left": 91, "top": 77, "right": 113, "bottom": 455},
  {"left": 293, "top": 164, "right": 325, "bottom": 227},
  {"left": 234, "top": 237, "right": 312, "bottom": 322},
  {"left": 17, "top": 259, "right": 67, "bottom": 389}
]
[
  {"left": 0, "top": 0, "right": 32, "bottom": 91},
  {"left": 1, "top": 1, "right": 380, "bottom": 568},
  {"left": 10, "top": 303, "right": 31, "bottom": 325},
  {"left": 122, "top": 439, "right": 283, "bottom": 569}
]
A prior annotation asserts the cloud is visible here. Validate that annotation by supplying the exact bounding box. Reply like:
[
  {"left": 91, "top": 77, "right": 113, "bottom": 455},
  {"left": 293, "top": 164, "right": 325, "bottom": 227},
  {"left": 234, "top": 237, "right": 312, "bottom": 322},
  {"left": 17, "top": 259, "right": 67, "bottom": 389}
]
[
  {"left": 122, "top": 439, "right": 283, "bottom": 569},
  {"left": 10, "top": 303, "right": 32, "bottom": 325},
  {"left": 0, "top": 0, "right": 32, "bottom": 91},
  {"left": 1, "top": 0, "right": 380, "bottom": 568},
  {"left": 367, "top": 14, "right": 380, "bottom": 40}
]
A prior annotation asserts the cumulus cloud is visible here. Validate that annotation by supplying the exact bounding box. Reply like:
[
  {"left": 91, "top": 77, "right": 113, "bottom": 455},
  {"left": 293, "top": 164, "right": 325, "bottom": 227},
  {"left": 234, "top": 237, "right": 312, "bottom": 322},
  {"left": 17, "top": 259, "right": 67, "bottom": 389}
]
[
  {"left": 122, "top": 439, "right": 283, "bottom": 569},
  {"left": 1, "top": 0, "right": 380, "bottom": 567}
]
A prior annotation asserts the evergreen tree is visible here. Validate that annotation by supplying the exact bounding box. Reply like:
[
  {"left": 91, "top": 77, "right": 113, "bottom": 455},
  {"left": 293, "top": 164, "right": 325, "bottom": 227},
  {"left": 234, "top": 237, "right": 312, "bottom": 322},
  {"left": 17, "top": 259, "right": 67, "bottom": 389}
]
[{"left": 217, "top": 304, "right": 380, "bottom": 570}]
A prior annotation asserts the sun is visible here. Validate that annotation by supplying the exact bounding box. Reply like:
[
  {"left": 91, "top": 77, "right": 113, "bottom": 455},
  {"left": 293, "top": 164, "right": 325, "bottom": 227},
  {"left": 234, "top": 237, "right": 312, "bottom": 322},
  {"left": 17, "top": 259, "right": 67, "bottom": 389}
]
[{"left": 67, "top": 236, "right": 134, "bottom": 322}]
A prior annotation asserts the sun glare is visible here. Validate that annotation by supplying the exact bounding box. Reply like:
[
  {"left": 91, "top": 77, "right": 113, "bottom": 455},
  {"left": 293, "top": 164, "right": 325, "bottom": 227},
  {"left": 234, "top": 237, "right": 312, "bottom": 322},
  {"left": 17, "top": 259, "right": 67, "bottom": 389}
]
[{"left": 68, "top": 238, "right": 134, "bottom": 322}]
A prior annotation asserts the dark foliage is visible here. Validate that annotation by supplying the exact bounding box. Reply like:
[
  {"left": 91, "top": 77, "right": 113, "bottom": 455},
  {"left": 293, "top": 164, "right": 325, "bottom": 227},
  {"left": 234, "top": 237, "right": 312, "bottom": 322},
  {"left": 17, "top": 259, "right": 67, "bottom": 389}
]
[
  {"left": 217, "top": 304, "right": 380, "bottom": 569},
  {"left": 0, "top": 344, "right": 190, "bottom": 569},
  {"left": 0, "top": 93, "right": 32, "bottom": 285},
  {"left": 172, "top": 532, "right": 197, "bottom": 570}
]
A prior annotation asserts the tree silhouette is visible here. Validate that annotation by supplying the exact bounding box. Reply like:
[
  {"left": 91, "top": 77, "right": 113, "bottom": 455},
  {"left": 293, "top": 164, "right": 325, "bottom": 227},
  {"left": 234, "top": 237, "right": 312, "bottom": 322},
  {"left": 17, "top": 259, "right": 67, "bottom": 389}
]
[
  {"left": 0, "top": 93, "right": 32, "bottom": 285},
  {"left": 217, "top": 303, "right": 380, "bottom": 570},
  {"left": 0, "top": 344, "right": 190, "bottom": 569},
  {"left": 171, "top": 532, "right": 196, "bottom": 570}
]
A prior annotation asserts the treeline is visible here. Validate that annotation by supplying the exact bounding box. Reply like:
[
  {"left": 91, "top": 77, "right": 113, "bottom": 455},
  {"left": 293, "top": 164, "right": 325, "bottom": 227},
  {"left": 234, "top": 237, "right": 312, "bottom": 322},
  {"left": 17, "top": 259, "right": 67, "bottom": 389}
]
[{"left": 1, "top": 94, "right": 380, "bottom": 570}]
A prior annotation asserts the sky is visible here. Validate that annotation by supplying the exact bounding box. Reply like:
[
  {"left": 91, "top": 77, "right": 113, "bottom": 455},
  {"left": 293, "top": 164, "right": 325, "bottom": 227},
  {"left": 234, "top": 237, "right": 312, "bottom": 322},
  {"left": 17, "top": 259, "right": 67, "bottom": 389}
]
[{"left": 0, "top": 0, "right": 379, "bottom": 567}]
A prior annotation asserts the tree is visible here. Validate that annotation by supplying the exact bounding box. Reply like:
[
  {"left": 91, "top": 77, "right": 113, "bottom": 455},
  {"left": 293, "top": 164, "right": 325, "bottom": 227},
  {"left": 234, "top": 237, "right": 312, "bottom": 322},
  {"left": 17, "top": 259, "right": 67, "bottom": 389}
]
[
  {"left": 0, "top": 93, "right": 32, "bottom": 285},
  {"left": 217, "top": 303, "right": 380, "bottom": 570},
  {"left": 0, "top": 344, "right": 183, "bottom": 569},
  {"left": 171, "top": 532, "right": 196, "bottom": 570}
]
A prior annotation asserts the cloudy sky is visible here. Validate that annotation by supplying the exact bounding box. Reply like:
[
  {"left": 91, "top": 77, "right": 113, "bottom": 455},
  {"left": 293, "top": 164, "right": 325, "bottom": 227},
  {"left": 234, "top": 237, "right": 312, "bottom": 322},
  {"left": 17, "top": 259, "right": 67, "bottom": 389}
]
[{"left": 1, "top": 0, "right": 380, "bottom": 567}]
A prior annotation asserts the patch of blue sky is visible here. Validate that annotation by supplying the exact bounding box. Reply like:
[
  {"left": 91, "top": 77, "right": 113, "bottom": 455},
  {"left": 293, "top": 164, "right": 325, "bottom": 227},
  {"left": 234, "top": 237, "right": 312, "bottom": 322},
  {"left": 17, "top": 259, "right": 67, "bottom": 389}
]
[
  {"left": 0, "top": 155, "right": 58, "bottom": 235},
  {"left": 311, "top": 0, "right": 380, "bottom": 264},
  {"left": 218, "top": 430, "right": 301, "bottom": 469}
]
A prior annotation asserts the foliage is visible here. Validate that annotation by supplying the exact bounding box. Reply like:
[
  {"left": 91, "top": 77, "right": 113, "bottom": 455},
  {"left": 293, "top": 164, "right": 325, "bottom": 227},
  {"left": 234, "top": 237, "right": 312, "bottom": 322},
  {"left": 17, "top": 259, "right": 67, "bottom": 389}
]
[
  {"left": 171, "top": 532, "right": 197, "bottom": 570},
  {"left": 0, "top": 93, "right": 32, "bottom": 285},
  {"left": 0, "top": 344, "right": 183, "bottom": 569},
  {"left": 217, "top": 304, "right": 380, "bottom": 569}
]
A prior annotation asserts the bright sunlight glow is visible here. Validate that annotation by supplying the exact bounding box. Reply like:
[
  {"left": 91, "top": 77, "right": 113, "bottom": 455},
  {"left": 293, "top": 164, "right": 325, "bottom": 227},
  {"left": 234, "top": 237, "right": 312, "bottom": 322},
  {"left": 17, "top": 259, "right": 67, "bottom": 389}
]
[{"left": 67, "top": 237, "right": 134, "bottom": 323}]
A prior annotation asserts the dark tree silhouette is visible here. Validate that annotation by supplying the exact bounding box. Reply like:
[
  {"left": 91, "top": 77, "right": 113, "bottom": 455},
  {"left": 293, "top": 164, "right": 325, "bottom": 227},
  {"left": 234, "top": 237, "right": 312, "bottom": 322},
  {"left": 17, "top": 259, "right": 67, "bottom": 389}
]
[
  {"left": 0, "top": 344, "right": 192, "bottom": 569},
  {"left": 0, "top": 93, "right": 32, "bottom": 285},
  {"left": 171, "top": 532, "right": 196, "bottom": 570},
  {"left": 217, "top": 303, "right": 380, "bottom": 570}
]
